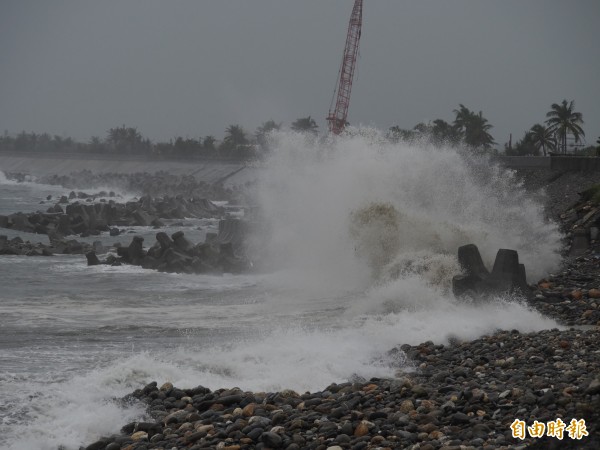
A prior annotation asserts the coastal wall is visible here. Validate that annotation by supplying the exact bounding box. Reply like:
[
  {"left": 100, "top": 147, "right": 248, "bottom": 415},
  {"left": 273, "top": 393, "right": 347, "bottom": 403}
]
[
  {"left": 495, "top": 156, "right": 551, "bottom": 169},
  {"left": 0, "top": 152, "right": 255, "bottom": 186},
  {"left": 3, "top": 153, "right": 597, "bottom": 188},
  {"left": 495, "top": 155, "right": 600, "bottom": 171},
  {"left": 550, "top": 155, "right": 600, "bottom": 171}
]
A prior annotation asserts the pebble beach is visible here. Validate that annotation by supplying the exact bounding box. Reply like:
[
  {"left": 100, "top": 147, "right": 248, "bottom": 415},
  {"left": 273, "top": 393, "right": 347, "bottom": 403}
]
[
  {"left": 82, "top": 327, "right": 599, "bottom": 450},
  {"left": 78, "top": 168, "right": 600, "bottom": 450},
  {"left": 2, "top": 163, "right": 599, "bottom": 449}
]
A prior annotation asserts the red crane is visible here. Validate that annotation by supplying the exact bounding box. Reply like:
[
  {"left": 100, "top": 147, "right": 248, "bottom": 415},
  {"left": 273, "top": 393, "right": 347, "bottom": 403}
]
[{"left": 327, "top": 0, "right": 364, "bottom": 135}]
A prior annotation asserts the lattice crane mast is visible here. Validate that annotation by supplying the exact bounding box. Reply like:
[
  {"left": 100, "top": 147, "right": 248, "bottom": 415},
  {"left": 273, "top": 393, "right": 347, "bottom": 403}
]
[{"left": 327, "top": 0, "right": 364, "bottom": 135}]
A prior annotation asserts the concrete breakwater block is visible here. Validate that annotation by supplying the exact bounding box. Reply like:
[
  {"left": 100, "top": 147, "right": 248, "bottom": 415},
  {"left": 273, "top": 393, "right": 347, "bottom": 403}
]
[
  {"left": 452, "top": 244, "right": 532, "bottom": 299},
  {"left": 86, "top": 218, "right": 250, "bottom": 274}
]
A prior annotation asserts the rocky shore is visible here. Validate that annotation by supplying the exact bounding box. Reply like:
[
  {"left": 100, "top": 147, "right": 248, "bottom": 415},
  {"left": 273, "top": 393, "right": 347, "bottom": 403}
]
[
  {"left": 82, "top": 328, "right": 598, "bottom": 450},
  {"left": 0, "top": 233, "right": 104, "bottom": 256},
  {"left": 36, "top": 170, "right": 238, "bottom": 201},
  {"left": 2, "top": 168, "right": 598, "bottom": 449},
  {"left": 86, "top": 221, "right": 250, "bottom": 274},
  {"left": 526, "top": 183, "right": 600, "bottom": 327},
  {"left": 0, "top": 190, "right": 224, "bottom": 238},
  {"left": 78, "top": 172, "right": 599, "bottom": 450}
]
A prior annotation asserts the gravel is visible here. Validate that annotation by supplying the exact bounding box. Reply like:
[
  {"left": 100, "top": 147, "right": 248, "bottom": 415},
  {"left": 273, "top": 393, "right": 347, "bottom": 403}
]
[{"left": 83, "top": 328, "right": 599, "bottom": 450}]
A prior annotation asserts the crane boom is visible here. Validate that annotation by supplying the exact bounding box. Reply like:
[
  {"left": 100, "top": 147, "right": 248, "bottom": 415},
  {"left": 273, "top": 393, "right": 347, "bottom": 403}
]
[{"left": 327, "top": 0, "right": 363, "bottom": 135}]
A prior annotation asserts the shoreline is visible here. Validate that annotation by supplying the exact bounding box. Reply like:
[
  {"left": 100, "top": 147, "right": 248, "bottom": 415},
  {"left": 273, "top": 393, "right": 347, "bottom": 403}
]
[
  {"left": 1, "top": 166, "right": 599, "bottom": 449},
  {"left": 82, "top": 327, "right": 599, "bottom": 450},
  {"left": 77, "top": 167, "right": 599, "bottom": 449},
  {"left": 78, "top": 248, "right": 600, "bottom": 449}
]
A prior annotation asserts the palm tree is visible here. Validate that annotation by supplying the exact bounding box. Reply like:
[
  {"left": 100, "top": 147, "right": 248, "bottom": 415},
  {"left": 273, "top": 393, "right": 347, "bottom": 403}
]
[
  {"left": 453, "top": 103, "right": 495, "bottom": 149},
  {"left": 221, "top": 125, "right": 250, "bottom": 159},
  {"left": 545, "top": 99, "right": 585, "bottom": 154},
  {"left": 453, "top": 105, "right": 495, "bottom": 150},
  {"left": 465, "top": 112, "right": 495, "bottom": 149},
  {"left": 452, "top": 104, "right": 473, "bottom": 135},
  {"left": 431, "top": 119, "right": 461, "bottom": 146},
  {"left": 203, "top": 135, "right": 216, "bottom": 151},
  {"left": 223, "top": 125, "right": 248, "bottom": 147},
  {"left": 255, "top": 120, "right": 281, "bottom": 152},
  {"left": 387, "top": 125, "right": 420, "bottom": 143},
  {"left": 291, "top": 116, "right": 318, "bottom": 134},
  {"left": 256, "top": 120, "right": 281, "bottom": 136},
  {"left": 528, "top": 124, "right": 556, "bottom": 156}
]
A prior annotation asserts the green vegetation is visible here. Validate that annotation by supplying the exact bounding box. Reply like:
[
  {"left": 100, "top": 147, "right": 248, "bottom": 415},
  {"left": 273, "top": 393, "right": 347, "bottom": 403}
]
[
  {"left": 255, "top": 120, "right": 281, "bottom": 153},
  {"left": 507, "top": 99, "right": 588, "bottom": 156},
  {"left": 388, "top": 104, "right": 494, "bottom": 151},
  {"left": 290, "top": 116, "right": 319, "bottom": 134},
  {"left": 580, "top": 184, "right": 600, "bottom": 204},
  {"left": 545, "top": 100, "right": 585, "bottom": 154},
  {"left": 0, "top": 114, "right": 327, "bottom": 161},
  {"left": 527, "top": 124, "right": 556, "bottom": 157},
  {"left": 0, "top": 100, "right": 594, "bottom": 159}
]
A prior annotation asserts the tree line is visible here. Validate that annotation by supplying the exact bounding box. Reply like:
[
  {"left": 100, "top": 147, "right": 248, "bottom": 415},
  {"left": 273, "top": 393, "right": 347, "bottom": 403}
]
[
  {"left": 0, "top": 117, "right": 320, "bottom": 161},
  {"left": 388, "top": 99, "right": 596, "bottom": 156},
  {"left": 1, "top": 100, "right": 597, "bottom": 159}
]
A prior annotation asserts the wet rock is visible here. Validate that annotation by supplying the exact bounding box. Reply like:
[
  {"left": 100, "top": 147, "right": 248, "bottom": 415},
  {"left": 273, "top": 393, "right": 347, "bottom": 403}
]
[
  {"left": 86, "top": 251, "right": 101, "bottom": 266},
  {"left": 0, "top": 186, "right": 225, "bottom": 239},
  {"left": 453, "top": 244, "right": 531, "bottom": 299},
  {"left": 82, "top": 327, "right": 600, "bottom": 450},
  {"left": 261, "top": 431, "right": 283, "bottom": 448},
  {"left": 570, "top": 228, "right": 590, "bottom": 257}
]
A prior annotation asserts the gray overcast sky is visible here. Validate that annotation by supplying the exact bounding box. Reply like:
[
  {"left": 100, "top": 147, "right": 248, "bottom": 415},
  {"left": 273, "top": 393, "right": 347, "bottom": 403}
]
[{"left": 1, "top": 0, "right": 599, "bottom": 147}]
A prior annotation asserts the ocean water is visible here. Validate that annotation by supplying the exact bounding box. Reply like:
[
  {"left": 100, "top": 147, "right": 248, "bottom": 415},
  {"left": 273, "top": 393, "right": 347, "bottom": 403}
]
[{"left": 0, "top": 132, "right": 563, "bottom": 449}]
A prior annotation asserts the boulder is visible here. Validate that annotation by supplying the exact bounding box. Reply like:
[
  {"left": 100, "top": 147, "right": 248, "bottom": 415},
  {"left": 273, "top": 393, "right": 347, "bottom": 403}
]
[
  {"left": 0, "top": 247, "right": 21, "bottom": 255},
  {"left": 156, "top": 232, "right": 174, "bottom": 250},
  {"left": 127, "top": 236, "right": 146, "bottom": 264},
  {"left": 132, "top": 209, "right": 154, "bottom": 227},
  {"left": 569, "top": 228, "right": 589, "bottom": 258},
  {"left": 84, "top": 220, "right": 251, "bottom": 275},
  {"left": 8, "top": 214, "right": 35, "bottom": 233},
  {"left": 64, "top": 239, "right": 85, "bottom": 254},
  {"left": 33, "top": 223, "right": 48, "bottom": 234},
  {"left": 84, "top": 204, "right": 98, "bottom": 230},
  {"left": 57, "top": 214, "right": 72, "bottom": 235},
  {"left": 172, "top": 230, "right": 193, "bottom": 253},
  {"left": 86, "top": 251, "right": 101, "bottom": 266},
  {"left": 70, "top": 218, "right": 87, "bottom": 234}
]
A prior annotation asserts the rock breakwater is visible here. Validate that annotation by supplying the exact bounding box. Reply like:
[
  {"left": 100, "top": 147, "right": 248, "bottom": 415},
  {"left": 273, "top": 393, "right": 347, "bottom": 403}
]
[
  {"left": 87, "top": 219, "right": 250, "bottom": 274},
  {"left": 37, "top": 170, "right": 238, "bottom": 201},
  {"left": 0, "top": 233, "right": 100, "bottom": 256},
  {"left": 0, "top": 192, "right": 224, "bottom": 238}
]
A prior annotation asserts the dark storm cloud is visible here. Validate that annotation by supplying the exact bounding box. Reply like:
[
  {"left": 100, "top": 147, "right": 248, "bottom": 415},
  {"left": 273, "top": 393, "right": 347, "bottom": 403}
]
[{"left": 1, "top": 0, "right": 598, "bottom": 145}]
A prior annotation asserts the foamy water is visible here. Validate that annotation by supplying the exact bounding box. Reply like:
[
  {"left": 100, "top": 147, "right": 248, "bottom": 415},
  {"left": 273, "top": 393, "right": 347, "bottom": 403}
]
[{"left": 0, "top": 134, "right": 564, "bottom": 449}]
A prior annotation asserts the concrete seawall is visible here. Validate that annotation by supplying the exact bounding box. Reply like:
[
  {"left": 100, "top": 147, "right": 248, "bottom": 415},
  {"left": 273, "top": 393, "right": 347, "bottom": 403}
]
[
  {"left": 2, "top": 153, "right": 597, "bottom": 187},
  {"left": 494, "top": 155, "right": 600, "bottom": 171},
  {"left": 0, "top": 152, "right": 256, "bottom": 186},
  {"left": 494, "top": 156, "right": 551, "bottom": 169},
  {"left": 550, "top": 155, "right": 600, "bottom": 172}
]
